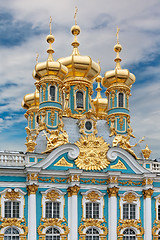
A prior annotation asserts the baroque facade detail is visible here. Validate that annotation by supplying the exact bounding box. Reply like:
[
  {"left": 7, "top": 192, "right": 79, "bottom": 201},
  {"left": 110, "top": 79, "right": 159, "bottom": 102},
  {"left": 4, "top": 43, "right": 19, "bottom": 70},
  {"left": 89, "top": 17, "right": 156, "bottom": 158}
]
[{"left": 27, "top": 184, "right": 39, "bottom": 195}]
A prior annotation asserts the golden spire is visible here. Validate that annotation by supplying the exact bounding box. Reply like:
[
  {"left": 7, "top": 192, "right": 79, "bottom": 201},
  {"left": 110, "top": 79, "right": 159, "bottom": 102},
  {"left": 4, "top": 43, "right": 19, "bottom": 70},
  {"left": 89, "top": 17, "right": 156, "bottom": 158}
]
[
  {"left": 36, "top": 53, "right": 39, "bottom": 64},
  {"left": 71, "top": 6, "right": 80, "bottom": 56},
  {"left": 46, "top": 16, "right": 55, "bottom": 62},
  {"left": 114, "top": 26, "right": 122, "bottom": 69},
  {"left": 95, "top": 75, "right": 102, "bottom": 99}
]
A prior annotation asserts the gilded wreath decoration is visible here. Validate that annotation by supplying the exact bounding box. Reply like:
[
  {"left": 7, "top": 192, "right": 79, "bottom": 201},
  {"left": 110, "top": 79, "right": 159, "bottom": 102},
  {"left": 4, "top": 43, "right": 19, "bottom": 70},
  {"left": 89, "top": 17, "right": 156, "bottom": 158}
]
[
  {"left": 45, "top": 190, "right": 60, "bottom": 202},
  {"left": 4, "top": 189, "right": 20, "bottom": 201},
  {"left": 86, "top": 191, "right": 100, "bottom": 202},
  {"left": 75, "top": 135, "right": 110, "bottom": 170}
]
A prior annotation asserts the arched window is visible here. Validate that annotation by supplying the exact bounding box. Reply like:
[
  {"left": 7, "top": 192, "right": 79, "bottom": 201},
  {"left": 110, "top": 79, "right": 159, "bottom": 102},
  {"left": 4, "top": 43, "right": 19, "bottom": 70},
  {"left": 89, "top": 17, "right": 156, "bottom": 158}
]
[
  {"left": 50, "top": 86, "right": 56, "bottom": 101},
  {"left": 86, "top": 228, "right": 99, "bottom": 240},
  {"left": 5, "top": 201, "right": 20, "bottom": 218},
  {"left": 86, "top": 202, "right": 99, "bottom": 219},
  {"left": 118, "top": 93, "right": 124, "bottom": 107},
  {"left": 4, "top": 228, "right": 19, "bottom": 240},
  {"left": 123, "top": 229, "right": 136, "bottom": 240},
  {"left": 46, "top": 227, "right": 60, "bottom": 240},
  {"left": 76, "top": 91, "right": 83, "bottom": 108},
  {"left": 45, "top": 202, "right": 60, "bottom": 218}
]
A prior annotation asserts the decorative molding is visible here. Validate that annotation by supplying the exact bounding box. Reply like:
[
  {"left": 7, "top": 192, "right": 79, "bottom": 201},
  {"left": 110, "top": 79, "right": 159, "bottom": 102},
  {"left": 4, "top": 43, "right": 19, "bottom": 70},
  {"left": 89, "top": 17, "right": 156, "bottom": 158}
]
[
  {"left": 85, "top": 191, "right": 100, "bottom": 202},
  {"left": 75, "top": 135, "right": 110, "bottom": 170},
  {"left": 107, "top": 147, "right": 149, "bottom": 174},
  {"left": 122, "top": 192, "right": 137, "bottom": 203},
  {"left": 110, "top": 160, "right": 127, "bottom": 169},
  {"left": 27, "top": 184, "right": 39, "bottom": 195},
  {"left": 54, "top": 157, "right": 73, "bottom": 167},
  {"left": 27, "top": 173, "right": 39, "bottom": 181},
  {"left": 117, "top": 219, "right": 144, "bottom": 238},
  {"left": 143, "top": 188, "right": 154, "bottom": 199},
  {"left": 142, "top": 178, "right": 153, "bottom": 186},
  {"left": 67, "top": 185, "right": 80, "bottom": 197},
  {"left": 34, "top": 144, "right": 79, "bottom": 169},
  {"left": 107, "top": 176, "right": 118, "bottom": 184},
  {"left": 38, "top": 218, "right": 69, "bottom": 239},
  {"left": 45, "top": 190, "right": 60, "bottom": 202},
  {"left": 4, "top": 189, "right": 20, "bottom": 201},
  {"left": 107, "top": 187, "right": 119, "bottom": 198},
  {"left": 78, "top": 219, "right": 108, "bottom": 236}
]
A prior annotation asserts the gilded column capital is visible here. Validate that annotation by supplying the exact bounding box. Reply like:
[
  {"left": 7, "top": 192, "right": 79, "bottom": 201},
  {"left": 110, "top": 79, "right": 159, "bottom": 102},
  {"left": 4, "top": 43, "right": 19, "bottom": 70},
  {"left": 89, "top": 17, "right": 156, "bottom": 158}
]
[
  {"left": 67, "top": 185, "right": 80, "bottom": 197},
  {"left": 27, "top": 184, "right": 39, "bottom": 195},
  {"left": 143, "top": 188, "right": 154, "bottom": 199},
  {"left": 107, "top": 186, "right": 119, "bottom": 198}
]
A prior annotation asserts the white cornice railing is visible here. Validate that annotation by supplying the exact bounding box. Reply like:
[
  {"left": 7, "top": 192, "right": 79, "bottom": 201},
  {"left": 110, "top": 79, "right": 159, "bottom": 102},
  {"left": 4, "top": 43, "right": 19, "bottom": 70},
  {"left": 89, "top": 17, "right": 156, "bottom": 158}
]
[{"left": 0, "top": 152, "right": 25, "bottom": 166}]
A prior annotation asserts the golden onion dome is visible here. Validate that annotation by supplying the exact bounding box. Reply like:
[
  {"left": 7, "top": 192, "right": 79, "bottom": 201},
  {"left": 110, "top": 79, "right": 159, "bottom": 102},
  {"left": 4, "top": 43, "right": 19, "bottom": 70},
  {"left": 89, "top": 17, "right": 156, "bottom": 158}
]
[
  {"left": 32, "top": 19, "right": 68, "bottom": 80},
  {"left": 58, "top": 17, "right": 100, "bottom": 81},
  {"left": 92, "top": 76, "right": 108, "bottom": 118},
  {"left": 102, "top": 28, "right": 135, "bottom": 89},
  {"left": 22, "top": 89, "right": 39, "bottom": 110}
]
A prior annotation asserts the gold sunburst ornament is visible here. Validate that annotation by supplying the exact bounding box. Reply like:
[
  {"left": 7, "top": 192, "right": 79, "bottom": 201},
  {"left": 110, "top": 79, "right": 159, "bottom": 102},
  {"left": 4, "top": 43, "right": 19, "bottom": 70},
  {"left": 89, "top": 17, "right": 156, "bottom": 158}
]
[{"left": 75, "top": 135, "right": 110, "bottom": 170}]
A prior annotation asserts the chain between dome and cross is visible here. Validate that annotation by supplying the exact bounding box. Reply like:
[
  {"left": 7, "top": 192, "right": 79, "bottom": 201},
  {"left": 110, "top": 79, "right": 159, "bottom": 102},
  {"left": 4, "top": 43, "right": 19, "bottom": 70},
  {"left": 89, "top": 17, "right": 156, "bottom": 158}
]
[{"left": 22, "top": 8, "right": 151, "bottom": 163}]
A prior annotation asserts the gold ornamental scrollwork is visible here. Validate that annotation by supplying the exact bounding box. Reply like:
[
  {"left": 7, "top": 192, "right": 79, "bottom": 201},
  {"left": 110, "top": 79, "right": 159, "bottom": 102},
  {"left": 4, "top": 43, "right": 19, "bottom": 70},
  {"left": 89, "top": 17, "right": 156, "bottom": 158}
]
[
  {"left": 152, "top": 220, "right": 160, "bottom": 239},
  {"left": 86, "top": 191, "right": 100, "bottom": 202},
  {"left": 27, "top": 173, "right": 39, "bottom": 181},
  {"left": 67, "top": 185, "right": 80, "bottom": 197},
  {"left": 143, "top": 188, "right": 154, "bottom": 199},
  {"left": 117, "top": 219, "right": 144, "bottom": 239},
  {"left": 123, "top": 193, "right": 137, "bottom": 203},
  {"left": 27, "top": 184, "right": 39, "bottom": 195},
  {"left": 107, "top": 187, "right": 119, "bottom": 198},
  {"left": 79, "top": 219, "right": 108, "bottom": 237},
  {"left": 45, "top": 190, "right": 60, "bottom": 202},
  {"left": 75, "top": 135, "right": 110, "bottom": 170},
  {"left": 4, "top": 189, "right": 20, "bottom": 201},
  {"left": 38, "top": 218, "right": 69, "bottom": 240},
  {"left": 0, "top": 218, "right": 28, "bottom": 238}
]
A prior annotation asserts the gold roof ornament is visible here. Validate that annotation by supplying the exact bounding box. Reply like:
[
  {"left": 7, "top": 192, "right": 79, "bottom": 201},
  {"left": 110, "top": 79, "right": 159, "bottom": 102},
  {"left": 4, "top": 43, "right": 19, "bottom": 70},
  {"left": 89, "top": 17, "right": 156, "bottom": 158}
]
[
  {"left": 142, "top": 144, "right": 152, "bottom": 159},
  {"left": 102, "top": 27, "right": 136, "bottom": 88},
  {"left": 92, "top": 75, "right": 108, "bottom": 119},
  {"left": 22, "top": 89, "right": 39, "bottom": 110},
  {"left": 32, "top": 17, "right": 68, "bottom": 80},
  {"left": 58, "top": 7, "right": 100, "bottom": 81}
]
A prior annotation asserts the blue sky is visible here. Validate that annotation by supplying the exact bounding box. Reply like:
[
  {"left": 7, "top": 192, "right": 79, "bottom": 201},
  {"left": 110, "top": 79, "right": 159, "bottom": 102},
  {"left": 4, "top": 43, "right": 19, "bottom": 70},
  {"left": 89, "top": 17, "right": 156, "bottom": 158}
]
[{"left": 0, "top": 0, "right": 160, "bottom": 159}]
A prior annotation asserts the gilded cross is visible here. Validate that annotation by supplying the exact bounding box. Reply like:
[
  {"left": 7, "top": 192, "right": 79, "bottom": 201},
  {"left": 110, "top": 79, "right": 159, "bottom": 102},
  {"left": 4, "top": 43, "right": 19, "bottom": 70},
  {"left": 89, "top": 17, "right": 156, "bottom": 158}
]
[
  {"left": 74, "top": 6, "right": 78, "bottom": 25},
  {"left": 49, "top": 16, "right": 52, "bottom": 35},
  {"left": 116, "top": 26, "right": 120, "bottom": 44},
  {"left": 36, "top": 53, "right": 39, "bottom": 63}
]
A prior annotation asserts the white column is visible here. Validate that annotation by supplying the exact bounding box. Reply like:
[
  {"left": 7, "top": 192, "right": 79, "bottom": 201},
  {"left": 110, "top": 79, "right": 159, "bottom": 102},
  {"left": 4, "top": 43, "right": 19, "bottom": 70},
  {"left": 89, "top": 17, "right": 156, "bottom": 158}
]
[
  {"left": 67, "top": 185, "right": 80, "bottom": 240},
  {"left": 143, "top": 189, "right": 153, "bottom": 240},
  {"left": 67, "top": 191, "right": 72, "bottom": 240},
  {"left": 27, "top": 184, "right": 38, "bottom": 240},
  {"left": 107, "top": 187, "right": 119, "bottom": 240}
]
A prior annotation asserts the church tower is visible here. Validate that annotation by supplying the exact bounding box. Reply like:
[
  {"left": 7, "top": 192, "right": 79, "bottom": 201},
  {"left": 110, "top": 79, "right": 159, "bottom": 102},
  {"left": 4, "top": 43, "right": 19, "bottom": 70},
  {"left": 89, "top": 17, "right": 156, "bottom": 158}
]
[
  {"left": 58, "top": 8, "right": 100, "bottom": 119},
  {"left": 102, "top": 28, "right": 136, "bottom": 137}
]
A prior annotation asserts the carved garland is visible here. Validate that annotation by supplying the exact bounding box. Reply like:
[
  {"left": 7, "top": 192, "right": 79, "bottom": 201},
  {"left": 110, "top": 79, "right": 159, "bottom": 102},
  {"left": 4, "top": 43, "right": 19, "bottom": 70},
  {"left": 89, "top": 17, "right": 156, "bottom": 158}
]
[
  {"left": 45, "top": 190, "right": 60, "bottom": 202},
  {"left": 4, "top": 190, "right": 20, "bottom": 201},
  {"left": 85, "top": 191, "right": 100, "bottom": 202},
  {"left": 152, "top": 220, "right": 160, "bottom": 239}
]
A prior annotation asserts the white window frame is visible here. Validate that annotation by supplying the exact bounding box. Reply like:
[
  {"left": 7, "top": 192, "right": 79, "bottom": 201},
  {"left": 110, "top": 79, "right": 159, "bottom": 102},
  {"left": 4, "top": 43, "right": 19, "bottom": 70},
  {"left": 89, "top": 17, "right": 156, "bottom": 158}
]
[
  {"left": 45, "top": 201, "right": 60, "bottom": 219},
  {"left": 4, "top": 201, "right": 20, "bottom": 218},
  {"left": 86, "top": 227, "right": 100, "bottom": 240},
  {"left": 41, "top": 188, "right": 66, "bottom": 219},
  {"left": 119, "top": 191, "right": 141, "bottom": 220},
  {"left": 154, "top": 194, "right": 160, "bottom": 220},
  {"left": 4, "top": 227, "right": 20, "bottom": 240},
  {"left": 81, "top": 189, "right": 105, "bottom": 220},
  {"left": 45, "top": 227, "right": 61, "bottom": 240},
  {"left": 123, "top": 228, "right": 136, "bottom": 240},
  {"left": 0, "top": 188, "right": 26, "bottom": 219},
  {"left": 74, "top": 88, "right": 86, "bottom": 111}
]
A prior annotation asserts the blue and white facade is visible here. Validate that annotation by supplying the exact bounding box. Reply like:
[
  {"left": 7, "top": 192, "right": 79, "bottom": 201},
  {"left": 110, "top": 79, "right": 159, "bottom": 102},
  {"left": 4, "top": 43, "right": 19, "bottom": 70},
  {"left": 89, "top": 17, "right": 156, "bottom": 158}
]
[{"left": 0, "top": 19, "right": 160, "bottom": 240}]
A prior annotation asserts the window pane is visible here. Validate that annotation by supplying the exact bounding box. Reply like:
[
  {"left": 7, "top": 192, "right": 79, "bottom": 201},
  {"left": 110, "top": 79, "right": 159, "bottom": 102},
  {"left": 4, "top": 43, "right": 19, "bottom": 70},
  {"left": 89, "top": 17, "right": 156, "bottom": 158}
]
[
  {"left": 86, "top": 203, "right": 92, "bottom": 218},
  {"left": 46, "top": 202, "right": 52, "bottom": 218},
  {"left": 76, "top": 91, "right": 83, "bottom": 108},
  {"left": 130, "top": 204, "right": 136, "bottom": 219},
  {"left": 53, "top": 202, "right": 60, "bottom": 218},
  {"left": 93, "top": 203, "right": 99, "bottom": 219},
  {"left": 46, "top": 227, "right": 60, "bottom": 240},
  {"left": 123, "top": 204, "right": 129, "bottom": 219},
  {"left": 13, "top": 202, "right": 19, "bottom": 218},
  {"left": 118, "top": 93, "right": 124, "bottom": 107},
  {"left": 4, "top": 228, "right": 19, "bottom": 240},
  {"left": 50, "top": 86, "right": 55, "bottom": 101},
  {"left": 5, "top": 202, "right": 11, "bottom": 218}
]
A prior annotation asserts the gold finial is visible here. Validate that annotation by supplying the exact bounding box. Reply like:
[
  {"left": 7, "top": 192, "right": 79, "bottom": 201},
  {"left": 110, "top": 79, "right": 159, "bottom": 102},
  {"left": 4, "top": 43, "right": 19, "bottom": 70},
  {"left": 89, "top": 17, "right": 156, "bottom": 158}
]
[
  {"left": 49, "top": 16, "right": 52, "bottom": 35},
  {"left": 116, "top": 26, "right": 120, "bottom": 44},
  {"left": 36, "top": 53, "right": 39, "bottom": 63},
  {"left": 74, "top": 6, "right": 78, "bottom": 25}
]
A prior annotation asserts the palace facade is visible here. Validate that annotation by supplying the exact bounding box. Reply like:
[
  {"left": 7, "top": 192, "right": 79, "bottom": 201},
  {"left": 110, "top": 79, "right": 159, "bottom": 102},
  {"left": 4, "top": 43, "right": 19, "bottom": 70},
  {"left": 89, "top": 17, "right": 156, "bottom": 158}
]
[{"left": 0, "top": 13, "right": 160, "bottom": 240}]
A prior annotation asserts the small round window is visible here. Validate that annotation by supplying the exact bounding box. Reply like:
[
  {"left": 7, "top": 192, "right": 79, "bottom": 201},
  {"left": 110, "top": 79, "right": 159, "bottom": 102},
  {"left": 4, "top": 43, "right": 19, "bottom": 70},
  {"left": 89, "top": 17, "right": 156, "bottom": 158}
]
[{"left": 85, "top": 121, "right": 92, "bottom": 131}]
